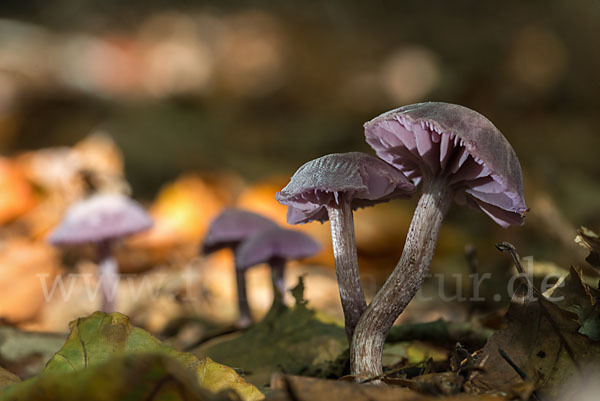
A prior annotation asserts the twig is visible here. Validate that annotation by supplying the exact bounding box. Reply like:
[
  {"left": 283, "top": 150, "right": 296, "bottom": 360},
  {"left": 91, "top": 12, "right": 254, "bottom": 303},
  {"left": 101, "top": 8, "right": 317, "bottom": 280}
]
[{"left": 497, "top": 347, "right": 527, "bottom": 381}]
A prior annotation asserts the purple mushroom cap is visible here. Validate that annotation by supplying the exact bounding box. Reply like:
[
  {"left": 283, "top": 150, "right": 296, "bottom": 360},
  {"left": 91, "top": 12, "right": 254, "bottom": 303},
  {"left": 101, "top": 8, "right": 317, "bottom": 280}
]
[
  {"left": 202, "top": 208, "right": 279, "bottom": 254},
  {"left": 49, "top": 193, "right": 153, "bottom": 245},
  {"left": 364, "top": 102, "right": 527, "bottom": 227},
  {"left": 275, "top": 152, "right": 416, "bottom": 225},
  {"left": 235, "top": 227, "right": 321, "bottom": 270}
]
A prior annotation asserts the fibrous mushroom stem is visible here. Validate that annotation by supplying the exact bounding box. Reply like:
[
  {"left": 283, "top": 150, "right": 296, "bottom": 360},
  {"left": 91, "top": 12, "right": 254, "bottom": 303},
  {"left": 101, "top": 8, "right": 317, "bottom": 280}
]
[
  {"left": 350, "top": 176, "right": 454, "bottom": 379},
  {"left": 326, "top": 200, "right": 367, "bottom": 343},
  {"left": 269, "top": 257, "right": 286, "bottom": 303},
  {"left": 235, "top": 267, "right": 252, "bottom": 328},
  {"left": 97, "top": 239, "right": 118, "bottom": 313}
]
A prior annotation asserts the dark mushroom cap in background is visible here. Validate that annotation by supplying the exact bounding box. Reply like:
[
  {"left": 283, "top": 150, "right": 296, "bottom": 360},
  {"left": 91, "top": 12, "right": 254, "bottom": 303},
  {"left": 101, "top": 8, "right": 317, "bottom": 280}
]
[
  {"left": 48, "top": 193, "right": 153, "bottom": 245},
  {"left": 276, "top": 152, "right": 415, "bottom": 224},
  {"left": 202, "top": 208, "right": 279, "bottom": 254},
  {"left": 235, "top": 227, "right": 321, "bottom": 270},
  {"left": 364, "top": 102, "right": 527, "bottom": 227}
]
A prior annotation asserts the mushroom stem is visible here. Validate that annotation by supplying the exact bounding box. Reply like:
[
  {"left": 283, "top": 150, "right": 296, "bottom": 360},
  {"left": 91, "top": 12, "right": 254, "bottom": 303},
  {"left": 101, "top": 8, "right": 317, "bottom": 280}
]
[
  {"left": 235, "top": 267, "right": 252, "bottom": 328},
  {"left": 350, "top": 176, "right": 454, "bottom": 379},
  {"left": 269, "top": 257, "right": 286, "bottom": 303},
  {"left": 97, "top": 239, "right": 118, "bottom": 313},
  {"left": 326, "top": 199, "right": 367, "bottom": 343}
]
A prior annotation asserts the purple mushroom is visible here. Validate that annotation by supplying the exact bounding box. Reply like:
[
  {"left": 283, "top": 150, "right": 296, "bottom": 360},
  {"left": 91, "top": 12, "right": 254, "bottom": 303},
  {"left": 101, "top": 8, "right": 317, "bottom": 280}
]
[
  {"left": 201, "top": 208, "right": 278, "bottom": 327},
  {"left": 351, "top": 102, "right": 528, "bottom": 378},
  {"left": 235, "top": 227, "right": 321, "bottom": 306},
  {"left": 49, "top": 193, "right": 153, "bottom": 313},
  {"left": 276, "top": 152, "right": 415, "bottom": 342}
]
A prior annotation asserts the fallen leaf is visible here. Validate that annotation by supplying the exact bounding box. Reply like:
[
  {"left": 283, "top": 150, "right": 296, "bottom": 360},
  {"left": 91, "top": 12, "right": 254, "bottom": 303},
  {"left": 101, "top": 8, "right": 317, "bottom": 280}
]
[
  {"left": 268, "top": 374, "right": 507, "bottom": 401},
  {"left": 468, "top": 270, "right": 600, "bottom": 399},
  {"left": 0, "top": 326, "right": 66, "bottom": 378},
  {"left": 0, "top": 157, "right": 36, "bottom": 225},
  {"left": 575, "top": 227, "right": 600, "bottom": 269},
  {"left": 0, "top": 238, "right": 62, "bottom": 323},
  {"left": 1, "top": 353, "right": 231, "bottom": 401},
  {"left": 41, "top": 311, "right": 263, "bottom": 401},
  {"left": 0, "top": 367, "right": 20, "bottom": 391},
  {"left": 195, "top": 278, "right": 347, "bottom": 386}
]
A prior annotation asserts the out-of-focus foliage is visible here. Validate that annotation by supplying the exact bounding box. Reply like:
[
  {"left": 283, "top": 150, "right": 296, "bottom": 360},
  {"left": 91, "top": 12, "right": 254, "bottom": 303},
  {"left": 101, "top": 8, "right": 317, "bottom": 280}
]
[{"left": 1, "top": 312, "right": 263, "bottom": 401}]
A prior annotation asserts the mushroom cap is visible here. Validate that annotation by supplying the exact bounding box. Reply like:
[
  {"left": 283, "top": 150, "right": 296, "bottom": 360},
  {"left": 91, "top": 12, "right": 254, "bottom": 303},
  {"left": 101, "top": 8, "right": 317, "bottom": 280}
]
[
  {"left": 275, "top": 152, "right": 416, "bottom": 224},
  {"left": 364, "top": 102, "right": 527, "bottom": 227},
  {"left": 49, "top": 193, "right": 153, "bottom": 245},
  {"left": 235, "top": 227, "right": 321, "bottom": 270},
  {"left": 202, "top": 208, "right": 278, "bottom": 254}
]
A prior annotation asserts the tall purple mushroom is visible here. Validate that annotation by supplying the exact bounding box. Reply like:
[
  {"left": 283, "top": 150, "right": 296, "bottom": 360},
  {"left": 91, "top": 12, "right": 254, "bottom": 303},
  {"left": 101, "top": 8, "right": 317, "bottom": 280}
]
[
  {"left": 49, "top": 193, "right": 153, "bottom": 312},
  {"left": 201, "top": 208, "right": 278, "bottom": 327},
  {"left": 351, "top": 102, "right": 528, "bottom": 378},
  {"left": 235, "top": 227, "right": 321, "bottom": 306},
  {"left": 276, "top": 152, "right": 415, "bottom": 342}
]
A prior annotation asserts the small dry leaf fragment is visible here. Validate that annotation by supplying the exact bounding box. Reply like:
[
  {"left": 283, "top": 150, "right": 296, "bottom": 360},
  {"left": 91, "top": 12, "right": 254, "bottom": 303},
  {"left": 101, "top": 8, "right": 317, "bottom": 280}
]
[
  {"left": 197, "top": 357, "right": 264, "bottom": 401},
  {"left": 0, "top": 366, "right": 20, "bottom": 391},
  {"left": 575, "top": 226, "right": 600, "bottom": 269}
]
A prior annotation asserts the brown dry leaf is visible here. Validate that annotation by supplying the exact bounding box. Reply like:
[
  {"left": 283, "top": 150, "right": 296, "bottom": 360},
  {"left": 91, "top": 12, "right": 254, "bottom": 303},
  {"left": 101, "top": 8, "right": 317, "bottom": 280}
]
[
  {"left": 0, "top": 157, "right": 36, "bottom": 225},
  {"left": 575, "top": 227, "right": 600, "bottom": 269},
  {"left": 468, "top": 270, "right": 600, "bottom": 399},
  {"left": 0, "top": 238, "right": 62, "bottom": 323},
  {"left": 0, "top": 367, "right": 20, "bottom": 391},
  {"left": 268, "top": 374, "right": 507, "bottom": 401}
]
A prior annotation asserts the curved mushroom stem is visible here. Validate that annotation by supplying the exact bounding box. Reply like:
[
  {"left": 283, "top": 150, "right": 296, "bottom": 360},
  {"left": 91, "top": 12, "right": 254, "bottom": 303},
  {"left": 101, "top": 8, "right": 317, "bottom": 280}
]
[
  {"left": 97, "top": 239, "right": 119, "bottom": 313},
  {"left": 269, "top": 257, "right": 286, "bottom": 303},
  {"left": 326, "top": 199, "right": 367, "bottom": 344},
  {"left": 235, "top": 267, "right": 252, "bottom": 328},
  {"left": 350, "top": 176, "right": 453, "bottom": 379}
]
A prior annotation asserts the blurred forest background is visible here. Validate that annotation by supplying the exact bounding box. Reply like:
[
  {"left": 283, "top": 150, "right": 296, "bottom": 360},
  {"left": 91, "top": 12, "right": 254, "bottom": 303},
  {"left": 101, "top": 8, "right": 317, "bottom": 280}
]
[{"left": 0, "top": 0, "right": 599, "bottom": 331}]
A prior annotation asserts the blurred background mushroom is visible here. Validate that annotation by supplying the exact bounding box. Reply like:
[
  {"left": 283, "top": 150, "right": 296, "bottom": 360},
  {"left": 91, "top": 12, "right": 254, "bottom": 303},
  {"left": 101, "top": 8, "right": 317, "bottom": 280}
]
[
  {"left": 201, "top": 208, "right": 278, "bottom": 327},
  {"left": 48, "top": 193, "right": 153, "bottom": 312},
  {"left": 235, "top": 226, "right": 321, "bottom": 309}
]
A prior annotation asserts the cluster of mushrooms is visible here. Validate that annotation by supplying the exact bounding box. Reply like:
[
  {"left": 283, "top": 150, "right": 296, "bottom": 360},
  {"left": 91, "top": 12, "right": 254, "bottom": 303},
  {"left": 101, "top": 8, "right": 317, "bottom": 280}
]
[
  {"left": 47, "top": 101, "right": 528, "bottom": 382},
  {"left": 49, "top": 197, "right": 320, "bottom": 326},
  {"left": 275, "top": 102, "right": 528, "bottom": 380},
  {"left": 201, "top": 208, "right": 320, "bottom": 328}
]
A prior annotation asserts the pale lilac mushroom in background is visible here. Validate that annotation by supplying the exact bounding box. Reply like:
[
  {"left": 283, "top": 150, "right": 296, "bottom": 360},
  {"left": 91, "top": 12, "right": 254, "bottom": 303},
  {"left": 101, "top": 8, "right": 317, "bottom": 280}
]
[
  {"left": 351, "top": 102, "right": 528, "bottom": 378},
  {"left": 201, "top": 208, "right": 278, "bottom": 328},
  {"left": 235, "top": 227, "right": 321, "bottom": 309},
  {"left": 275, "top": 152, "right": 415, "bottom": 343},
  {"left": 49, "top": 193, "right": 153, "bottom": 313}
]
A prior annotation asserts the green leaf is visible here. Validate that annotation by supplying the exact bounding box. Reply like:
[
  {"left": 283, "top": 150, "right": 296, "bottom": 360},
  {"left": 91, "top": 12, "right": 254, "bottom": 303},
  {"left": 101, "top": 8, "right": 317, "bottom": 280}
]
[
  {"left": 195, "top": 278, "right": 347, "bottom": 386},
  {"left": 2, "top": 312, "right": 263, "bottom": 401}
]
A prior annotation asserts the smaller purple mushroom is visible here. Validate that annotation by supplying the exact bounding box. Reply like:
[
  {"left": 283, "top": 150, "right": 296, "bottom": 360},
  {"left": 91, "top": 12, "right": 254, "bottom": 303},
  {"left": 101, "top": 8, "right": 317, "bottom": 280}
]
[
  {"left": 201, "top": 208, "right": 278, "bottom": 327},
  {"left": 276, "top": 152, "right": 415, "bottom": 342},
  {"left": 235, "top": 227, "right": 321, "bottom": 307},
  {"left": 49, "top": 193, "right": 153, "bottom": 313}
]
